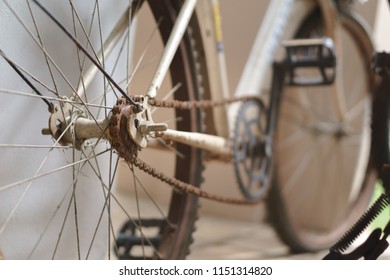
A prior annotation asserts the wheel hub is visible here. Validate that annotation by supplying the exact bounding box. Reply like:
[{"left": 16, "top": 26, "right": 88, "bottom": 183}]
[
  {"left": 309, "top": 121, "right": 350, "bottom": 139},
  {"left": 45, "top": 97, "right": 87, "bottom": 149}
]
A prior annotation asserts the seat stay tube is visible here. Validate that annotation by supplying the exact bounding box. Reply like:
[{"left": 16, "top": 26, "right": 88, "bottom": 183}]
[
  {"left": 146, "top": 0, "right": 198, "bottom": 99},
  {"left": 228, "top": 0, "right": 294, "bottom": 133}
]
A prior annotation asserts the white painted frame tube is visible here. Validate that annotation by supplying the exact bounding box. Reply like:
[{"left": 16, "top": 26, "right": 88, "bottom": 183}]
[{"left": 146, "top": 0, "right": 198, "bottom": 98}]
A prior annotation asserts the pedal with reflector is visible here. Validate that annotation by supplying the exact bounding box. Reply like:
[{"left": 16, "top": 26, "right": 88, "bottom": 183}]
[{"left": 284, "top": 37, "right": 336, "bottom": 86}]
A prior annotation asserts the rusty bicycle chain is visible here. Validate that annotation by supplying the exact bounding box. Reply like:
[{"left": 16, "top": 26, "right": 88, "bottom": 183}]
[
  {"left": 148, "top": 95, "right": 259, "bottom": 110},
  {"left": 129, "top": 95, "right": 264, "bottom": 205}
]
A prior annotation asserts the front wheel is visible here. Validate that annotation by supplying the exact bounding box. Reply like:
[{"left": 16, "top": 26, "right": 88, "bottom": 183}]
[{"left": 267, "top": 9, "right": 377, "bottom": 252}]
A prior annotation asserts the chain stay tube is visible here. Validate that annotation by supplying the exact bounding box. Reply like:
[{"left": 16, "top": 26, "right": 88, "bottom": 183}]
[{"left": 149, "top": 96, "right": 260, "bottom": 159}]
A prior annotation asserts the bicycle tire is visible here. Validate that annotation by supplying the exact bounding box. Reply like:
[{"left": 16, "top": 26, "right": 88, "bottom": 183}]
[
  {"left": 0, "top": 0, "right": 205, "bottom": 259},
  {"left": 267, "top": 8, "right": 377, "bottom": 252},
  {"left": 372, "top": 73, "right": 390, "bottom": 193}
]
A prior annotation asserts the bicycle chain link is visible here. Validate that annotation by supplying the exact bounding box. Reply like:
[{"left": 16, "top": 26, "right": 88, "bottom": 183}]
[{"left": 112, "top": 95, "right": 264, "bottom": 205}]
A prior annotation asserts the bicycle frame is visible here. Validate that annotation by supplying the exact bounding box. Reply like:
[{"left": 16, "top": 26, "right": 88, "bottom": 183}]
[
  {"left": 196, "top": 0, "right": 346, "bottom": 137},
  {"left": 157, "top": 0, "right": 344, "bottom": 155},
  {"left": 71, "top": 0, "right": 344, "bottom": 158}
]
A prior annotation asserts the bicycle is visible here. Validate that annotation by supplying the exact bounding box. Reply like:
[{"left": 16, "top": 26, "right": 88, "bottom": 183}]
[{"left": 0, "top": 0, "right": 376, "bottom": 259}]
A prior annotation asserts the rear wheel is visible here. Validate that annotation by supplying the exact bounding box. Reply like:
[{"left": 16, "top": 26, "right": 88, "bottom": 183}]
[{"left": 0, "top": 0, "right": 205, "bottom": 259}]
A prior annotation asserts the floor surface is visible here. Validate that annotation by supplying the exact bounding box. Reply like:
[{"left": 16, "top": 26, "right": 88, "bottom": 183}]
[{"left": 113, "top": 190, "right": 390, "bottom": 260}]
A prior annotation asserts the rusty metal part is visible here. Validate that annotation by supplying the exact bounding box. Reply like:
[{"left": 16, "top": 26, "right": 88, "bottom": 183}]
[
  {"left": 148, "top": 95, "right": 261, "bottom": 110},
  {"left": 132, "top": 157, "right": 261, "bottom": 205},
  {"left": 109, "top": 98, "right": 140, "bottom": 162},
  {"left": 111, "top": 94, "right": 264, "bottom": 205}
]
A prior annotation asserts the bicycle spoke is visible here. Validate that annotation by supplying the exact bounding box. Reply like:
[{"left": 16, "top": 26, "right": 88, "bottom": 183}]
[
  {"left": 344, "top": 95, "right": 366, "bottom": 123},
  {"left": 130, "top": 165, "right": 146, "bottom": 257},
  {"left": 71, "top": 0, "right": 100, "bottom": 106},
  {"left": 26, "top": 0, "right": 60, "bottom": 98},
  {"left": 282, "top": 91, "right": 336, "bottom": 124},
  {"left": 127, "top": 162, "right": 170, "bottom": 222},
  {"left": 45, "top": 143, "right": 114, "bottom": 259},
  {"left": 0, "top": 148, "right": 110, "bottom": 192},
  {"left": 28, "top": 184, "right": 72, "bottom": 259},
  {"left": 0, "top": 144, "right": 72, "bottom": 149},
  {"left": 280, "top": 139, "right": 319, "bottom": 195},
  {"left": 277, "top": 126, "right": 307, "bottom": 151},
  {"left": 2, "top": 1, "right": 80, "bottom": 98},
  {"left": 0, "top": 119, "right": 87, "bottom": 241},
  {"left": 73, "top": 146, "right": 83, "bottom": 259},
  {"left": 0, "top": 54, "right": 58, "bottom": 99},
  {"left": 78, "top": 138, "right": 116, "bottom": 260},
  {"left": 79, "top": 144, "right": 169, "bottom": 259},
  {"left": 28, "top": 146, "right": 102, "bottom": 258},
  {"left": 0, "top": 89, "right": 112, "bottom": 110},
  {"left": 69, "top": 1, "right": 102, "bottom": 68},
  {"left": 0, "top": 10, "right": 105, "bottom": 132},
  {"left": 125, "top": 17, "right": 162, "bottom": 91},
  {"left": 51, "top": 176, "right": 79, "bottom": 259},
  {"left": 32, "top": 0, "right": 136, "bottom": 106},
  {"left": 82, "top": 154, "right": 164, "bottom": 259},
  {"left": 1, "top": 0, "right": 202, "bottom": 260},
  {"left": 102, "top": 151, "right": 119, "bottom": 260}
]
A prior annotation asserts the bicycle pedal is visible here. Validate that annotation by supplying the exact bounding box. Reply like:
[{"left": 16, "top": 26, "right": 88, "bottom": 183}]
[
  {"left": 115, "top": 218, "right": 165, "bottom": 260},
  {"left": 283, "top": 37, "right": 336, "bottom": 86}
]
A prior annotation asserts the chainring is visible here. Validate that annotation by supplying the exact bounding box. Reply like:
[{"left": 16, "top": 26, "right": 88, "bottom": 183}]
[{"left": 232, "top": 98, "right": 273, "bottom": 200}]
